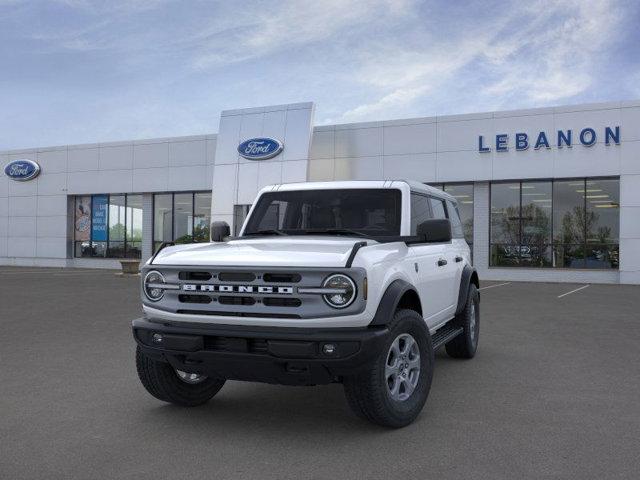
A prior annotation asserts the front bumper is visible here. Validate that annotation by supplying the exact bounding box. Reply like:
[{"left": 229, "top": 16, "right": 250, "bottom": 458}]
[{"left": 132, "top": 318, "right": 390, "bottom": 386}]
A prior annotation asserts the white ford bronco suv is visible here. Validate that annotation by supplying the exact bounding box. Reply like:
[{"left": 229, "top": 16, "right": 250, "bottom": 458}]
[{"left": 133, "top": 180, "right": 479, "bottom": 427}]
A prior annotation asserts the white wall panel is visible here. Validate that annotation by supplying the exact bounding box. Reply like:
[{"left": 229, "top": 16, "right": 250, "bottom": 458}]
[
  {"left": 281, "top": 160, "right": 307, "bottom": 184},
  {"left": 282, "top": 106, "right": 315, "bottom": 162},
  {"left": 620, "top": 140, "right": 640, "bottom": 175},
  {"left": 132, "top": 167, "right": 169, "bottom": 192},
  {"left": 97, "top": 169, "right": 133, "bottom": 193},
  {"left": 36, "top": 149, "right": 67, "bottom": 173},
  {"left": 7, "top": 237, "right": 36, "bottom": 257},
  {"left": 335, "top": 127, "right": 382, "bottom": 158},
  {"left": 99, "top": 144, "right": 133, "bottom": 170},
  {"left": 438, "top": 118, "right": 494, "bottom": 152},
  {"left": 383, "top": 123, "right": 436, "bottom": 155},
  {"left": 8, "top": 217, "right": 36, "bottom": 237},
  {"left": 36, "top": 237, "right": 67, "bottom": 258},
  {"left": 134, "top": 142, "right": 169, "bottom": 169},
  {"left": 37, "top": 215, "right": 67, "bottom": 237},
  {"left": 169, "top": 140, "right": 206, "bottom": 167},
  {"left": 383, "top": 153, "right": 436, "bottom": 182},
  {"left": 620, "top": 106, "right": 640, "bottom": 142},
  {"left": 37, "top": 173, "right": 67, "bottom": 196},
  {"left": 8, "top": 196, "right": 37, "bottom": 216},
  {"left": 68, "top": 147, "right": 99, "bottom": 172},
  {"left": 37, "top": 195, "right": 67, "bottom": 217},
  {"left": 437, "top": 151, "right": 492, "bottom": 182},
  {"left": 335, "top": 156, "right": 383, "bottom": 180},
  {"left": 310, "top": 130, "right": 334, "bottom": 159},
  {"left": 167, "top": 165, "right": 208, "bottom": 191},
  {"left": 237, "top": 163, "right": 259, "bottom": 204},
  {"left": 308, "top": 159, "right": 334, "bottom": 181}
]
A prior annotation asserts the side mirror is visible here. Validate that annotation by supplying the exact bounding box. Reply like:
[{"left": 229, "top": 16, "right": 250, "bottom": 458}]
[
  {"left": 416, "top": 219, "right": 452, "bottom": 243},
  {"left": 210, "top": 221, "right": 231, "bottom": 242}
]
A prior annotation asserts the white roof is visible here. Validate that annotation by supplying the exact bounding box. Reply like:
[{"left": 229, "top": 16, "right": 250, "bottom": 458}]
[{"left": 266, "top": 180, "right": 455, "bottom": 202}]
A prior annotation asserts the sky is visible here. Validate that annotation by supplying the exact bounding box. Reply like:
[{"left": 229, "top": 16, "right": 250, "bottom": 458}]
[{"left": 1, "top": 0, "right": 639, "bottom": 150}]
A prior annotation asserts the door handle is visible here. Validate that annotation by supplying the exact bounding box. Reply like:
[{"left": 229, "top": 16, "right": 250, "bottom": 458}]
[
  {"left": 437, "top": 258, "right": 447, "bottom": 267},
  {"left": 455, "top": 256, "right": 463, "bottom": 263}
]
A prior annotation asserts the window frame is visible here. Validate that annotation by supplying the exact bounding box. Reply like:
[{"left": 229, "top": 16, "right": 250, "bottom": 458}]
[
  {"left": 73, "top": 193, "right": 143, "bottom": 259},
  {"left": 489, "top": 177, "right": 619, "bottom": 270},
  {"left": 152, "top": 191, "right": 212, "bottom": 252}
]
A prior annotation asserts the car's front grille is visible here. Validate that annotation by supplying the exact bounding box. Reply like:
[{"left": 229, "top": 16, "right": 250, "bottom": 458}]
[{"left": 147, "top": 266, "right": 366, "bottom": 320}]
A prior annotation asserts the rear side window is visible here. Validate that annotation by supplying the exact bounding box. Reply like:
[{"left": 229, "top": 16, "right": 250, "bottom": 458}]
[
  {"left": 429, "top": 197, "right": 447, "bottom": 219},
  {"left": 446, "top": 200, "right": 464, "bottom": 238},
  {"left": 410, "top": 193, "right": 432, "bottom": 235}
]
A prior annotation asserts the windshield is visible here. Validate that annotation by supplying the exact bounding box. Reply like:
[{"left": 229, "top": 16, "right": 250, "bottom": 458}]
[{"left": 243, "top": 189, "right": 402, "bottom": 237}]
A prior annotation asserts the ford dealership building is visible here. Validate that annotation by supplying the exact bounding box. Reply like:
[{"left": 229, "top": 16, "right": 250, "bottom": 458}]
[{"left": 1, "top": 100, "right": 639, "bottom": 284}]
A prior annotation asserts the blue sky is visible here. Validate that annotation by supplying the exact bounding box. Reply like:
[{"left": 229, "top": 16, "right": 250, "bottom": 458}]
[{"left": 1, "top": 0, "right": 639, "bottom": 150}]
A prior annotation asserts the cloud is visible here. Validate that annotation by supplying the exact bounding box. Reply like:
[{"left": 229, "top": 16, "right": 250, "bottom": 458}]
[{"left": 334, "top": 0, "right": 627, "bottom": 122}]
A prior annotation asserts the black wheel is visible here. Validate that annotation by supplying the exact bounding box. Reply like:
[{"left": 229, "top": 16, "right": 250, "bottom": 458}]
[
  {"left": 343, "top": 309, "right": 434, "bottom": 428},
  {"left": 445, "top": 284, "right": 479, "bottom": 359},
  {"left": 135, "top": 346, "right": 226, "bottom": 406}
]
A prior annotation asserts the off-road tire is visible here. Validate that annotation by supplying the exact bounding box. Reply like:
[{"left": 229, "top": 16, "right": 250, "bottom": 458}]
[
  {"left": 343, "top": 309, "right": 434, "bottom": 428},
  {"left": 136, "top": 346, "right": 226, "bottom": 406},
  {"left": 445, "top": 284, "right": 479, "bottom": 359}
]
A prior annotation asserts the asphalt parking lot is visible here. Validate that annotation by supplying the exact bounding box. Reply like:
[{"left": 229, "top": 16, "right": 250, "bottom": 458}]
[{"left": 1, "top": 268, "right": 639, "bottom": 479}]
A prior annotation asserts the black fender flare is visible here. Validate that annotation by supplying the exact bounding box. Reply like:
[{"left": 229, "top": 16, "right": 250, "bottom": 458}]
[
  {"left": 455, "top": 264, "right": 480, "bottom": 315},
  {"left": 369, "top": 279, "right": 420, "bottom": 326}
]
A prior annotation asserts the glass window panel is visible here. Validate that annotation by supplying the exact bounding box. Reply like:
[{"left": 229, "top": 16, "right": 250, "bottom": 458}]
[
  {"left": 553, "top": 180, "right": 586, "bottom": 245},
  {"left": 194, "top": 192, "right": 212, "bottom": 242},
  {"left": 445, "top": 200, "right": 464, "bottom": 239},
  {"left": 584, "top": 243, "right": 619, "bottom": 269},
  {"left": 126, "top": 194, "right": 143, "bottom": 258},
  {"left": 410, "top": 194, "right": 431, "bottom": 235},
  {"left": 92, "top": 241, "right": 107, "bottom": 258},
  {"left": 490, "top": 244, "right": 520, "bottom": 267},
  {"left": 74, "top": 196, "right": 92, "bottom": 258},
  {"left": 444, "top": 184, "right": 473, "bottom": 245},
  {"left": 154, "top": 194, "right": 173, "bottom": 249},
  {"left": 553, "top": 244, "right": 586, "bottom": 269},
  {"left": 234, "top": 204, "right": 251, "bottom": 235},
  {"left": 520, "top": 181, "right": 552, "bottom": 267},
  {"left": 491, "top": 183, "right": 520, "bottom": 245},
  {"left": 173, "top": 193, "right": 193, "bottom": 244},
  {"left": 107, "top": 195, "right": 125, "bottom": 258},
  {"left": 429, "top": 197, "right": 446, "bottom": 220},
  {"left": 585, "top": 179, "right": 619, "bottom": 244},
  {"left": 108, "top": 195, "right": 125, "bottom": 242}
]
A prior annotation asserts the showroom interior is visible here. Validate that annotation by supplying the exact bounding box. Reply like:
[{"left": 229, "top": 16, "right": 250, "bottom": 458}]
[{"left": 1, "top": 100, "right": 638, "bottom": 284}]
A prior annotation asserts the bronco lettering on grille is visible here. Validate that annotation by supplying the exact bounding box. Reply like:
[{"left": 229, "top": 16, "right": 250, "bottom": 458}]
[{"left": 182, "top": 284, "right": 294, "bottom": 294}]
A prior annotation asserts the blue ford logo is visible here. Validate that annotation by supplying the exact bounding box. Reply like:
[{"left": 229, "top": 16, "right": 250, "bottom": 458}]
[
  {"left": 237, "top": 137, "right": 283, "bottom": 160},
  {"left": 4, "top": 159, "right": 41, "bottom": 181}
]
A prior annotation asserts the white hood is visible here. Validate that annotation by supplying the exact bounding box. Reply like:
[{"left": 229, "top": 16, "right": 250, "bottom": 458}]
[{"left": 151, "top": 236, "right": 369, "bottom": 268}]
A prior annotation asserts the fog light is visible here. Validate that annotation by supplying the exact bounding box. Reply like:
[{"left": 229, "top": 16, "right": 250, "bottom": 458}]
[
  {"left": 152, "top": 333, "right": 163, "bottom": 344},
  {"left": 322, "top": 343, "right": 336, "bottom": 355}
]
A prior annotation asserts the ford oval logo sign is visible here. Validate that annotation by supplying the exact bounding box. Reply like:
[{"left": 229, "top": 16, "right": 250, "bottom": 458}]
[
  {"left": 4, "top": 159, "right": 41, "bottom": 181},
  {"left": 237, "top": 137, "right": 283, "bottom": 160}
]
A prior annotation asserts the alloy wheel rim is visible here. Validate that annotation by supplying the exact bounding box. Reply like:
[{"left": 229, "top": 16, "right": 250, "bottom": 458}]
[
  {"left": 470, "top": 303, "right": 477, "bottom": 343},
  {"left": 175, "top": 369, "right": 207, "bottom": 384},
  {"left": 385, "top": 333, "right": 421, "bottom": 402}
]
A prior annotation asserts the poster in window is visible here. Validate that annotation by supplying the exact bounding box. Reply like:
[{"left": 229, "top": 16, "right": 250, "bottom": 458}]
[
  {"left": 92, "top": 195, "right": 108, "bottom": 242},
  {"left": 74, "top": 196, "right": 91, "bottom": 241}
]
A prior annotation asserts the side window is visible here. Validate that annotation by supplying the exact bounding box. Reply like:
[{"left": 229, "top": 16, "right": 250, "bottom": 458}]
[
  {"left": 446, "top": 200, "right": 464, "bottom": 238},
  {"left": 410, "top": 193, "right": 432, "bottom": 235},
  {"left": 429, "top": 197, "right": 447, "bottom": 219}
]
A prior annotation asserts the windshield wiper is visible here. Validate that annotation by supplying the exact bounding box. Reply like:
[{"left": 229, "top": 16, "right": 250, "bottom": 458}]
[
  {"left": 301, "top": 228, "right": 371, "bottom": 238},
  {"left": 243, "top": 229, "right": 287, "bottom": 237}
]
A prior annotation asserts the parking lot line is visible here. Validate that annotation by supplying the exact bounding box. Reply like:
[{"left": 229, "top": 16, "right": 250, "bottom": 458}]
[
  {"left": 557, "top": 284, "right": 590, "bottom": 298},
  {"left": 478, "top": 282, "right": 511, "bottom": 291}
]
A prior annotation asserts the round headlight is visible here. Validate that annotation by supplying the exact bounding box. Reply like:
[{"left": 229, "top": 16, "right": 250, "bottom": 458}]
[
  {"left": 322, "top": 274, "right": 356, "bottom": 309},
  {"left": 144, "top": 270, "right": 166, "bottom": 302}
]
